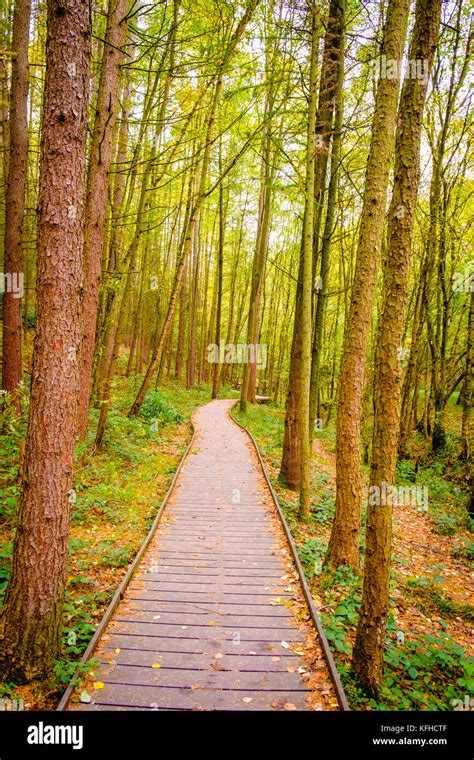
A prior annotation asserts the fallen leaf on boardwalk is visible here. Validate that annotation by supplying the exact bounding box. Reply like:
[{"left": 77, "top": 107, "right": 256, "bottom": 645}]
[
  {"left": 270, "top": 597, "right": 282, "bottom": 605},
  {"left": 115, "top": 648, "right": 120, "bottom": 654},
  {"left": 249, "top": 650, "right": 256, "bottom": 655},
  {"left": 287, "top": 666, "right": 296, "bottom": 673},
  {"left": 297, "top": 667, "right": 306, "bottom": 674},
  {"left": 152, "top": 663, "right": 161, "bottom": 669},
  {"left": 242, "top": 697, "right": 253, "bottom": 703},
  {"left": 80, "top": 691, "right": 91, "bottom": 704},
  {"left": 281, "top": 641, "right": 290, "bottom": 649},
  {"left": 93, "top": 682, "right": 105, "bottom": 690},
  {"left": 207, "top": 621, "right": 215, "bottom": 626},
  {"left": 214, "top": 653, "right": 223, "bottom": 659},
  {"left": 153, "top": 615, "right": 161, "bottom": 620},
  {"left": 284, "top": 703, "right": 297, "bottom": 711}
]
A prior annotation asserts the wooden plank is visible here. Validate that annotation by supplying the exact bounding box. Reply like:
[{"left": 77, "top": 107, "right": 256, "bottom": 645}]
[
  {"left": 138, "top": 568, "right": 284, "bottom": 579},
  {"left": 99, "top": 665, "right": 308, "bottom": 692},
  {"left": 123, "top": 598, "right": 289, "bottom": 616},
  {"left": 130, "top": 580, "right": 286, "bottom": 592},
  {"left": 87, "top": 683, "right": 309, "bottom": 711},
  {"left": 110, "top": 620, "right": 306, "bottom": 642},
  {"left": 115, "top": 610, "right": 299, "bottom": 629},
  {"left": 100, "top": 648, "right": 301, "bottom": 672},
  {"left": 127, "top": 589, "right": 293, "bottom": 604},
  {"left": 147, "top": 554, "right": 283, "bottom": 567},
  {"left": 102, "top": 634, "right": 295, "bottom": 656}
]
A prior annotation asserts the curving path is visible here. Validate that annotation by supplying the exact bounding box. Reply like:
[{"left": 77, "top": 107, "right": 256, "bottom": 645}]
[{"left": 71, "top": 399, "right": 339, "bottom": 711}]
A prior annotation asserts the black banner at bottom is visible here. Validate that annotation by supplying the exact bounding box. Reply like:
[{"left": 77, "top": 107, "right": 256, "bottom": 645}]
[{"left": 0, "top": 710, "right": 472, "bottom": 758}]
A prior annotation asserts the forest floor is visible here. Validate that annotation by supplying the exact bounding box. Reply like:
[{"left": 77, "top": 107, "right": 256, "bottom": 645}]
[
  {"left": 1, "top": 378, "right": 472, "bottom": 710},
  {"left": 234, "top": 400, "right": 474, "bottom": 711}
]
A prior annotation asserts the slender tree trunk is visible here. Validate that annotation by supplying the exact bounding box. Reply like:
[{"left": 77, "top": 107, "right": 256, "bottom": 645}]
[
  {"left": 298, "top": 0, "right": 319, "bottom": 519},
  {"left": 212, "top": 163, "right": 225, "bottom": 399},
  {"left": 461, "top": 287, "right": 473, "bottom": 516},
  {"left": 461, "top": 286, "right": 474, "bottom": 464},
  {"left": 325, "top": 0, "right": 410, "bottom": 569},
  {"left": 280, "top": 239, "right": 305, "bottom": 489},
  {"left": 77, "top": 0, "right": 129, "bottom": 439},
  {"left": 352, "top": 0, "right": 442, "bottom": 693},
  {"left": 186, "top": 201, "right": 200, "bottom": 388},
  {"left": 2, "top": 0, "right": 31, "bottom": 407},
  {"left": 126, "top": 230, "right": 149, "bottom": 377},
  {"left": 175, "top": 259, "right": 188, "bottom": 380},
  {"left": 240, "top": 10, "right": 276, "bottom": 410},
  {"left": 0, "top": 0, "right": 91, "bottom": 680},
  {"left": 309, "top": 0, "right": 345, "bottom": 435}
]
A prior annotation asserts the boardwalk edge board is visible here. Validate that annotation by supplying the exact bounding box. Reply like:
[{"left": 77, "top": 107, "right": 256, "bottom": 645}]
[
  {"left": 57, "top": 414, "right": 199, "bottom": 712},
  {"left": 230, "top": 402, "right": 350, "bottom": 712}
]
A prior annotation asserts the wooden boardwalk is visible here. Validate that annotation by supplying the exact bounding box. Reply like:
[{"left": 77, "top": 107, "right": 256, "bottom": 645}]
[{"left": 70, "top": 399, "right": 340, "bottom": 711}]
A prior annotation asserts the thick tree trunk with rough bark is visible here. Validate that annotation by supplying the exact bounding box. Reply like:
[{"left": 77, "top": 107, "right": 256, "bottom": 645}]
[{"left": 0, "top": 0, "right": 91, "bottom": 680}]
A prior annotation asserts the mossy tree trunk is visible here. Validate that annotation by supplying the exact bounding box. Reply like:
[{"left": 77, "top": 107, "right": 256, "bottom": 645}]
[
  {"left": 352, "top": 0, "right": 442, "bottom": 694},
  {"left": 325, "top": 0, "right": 410, "bottom": 569}
]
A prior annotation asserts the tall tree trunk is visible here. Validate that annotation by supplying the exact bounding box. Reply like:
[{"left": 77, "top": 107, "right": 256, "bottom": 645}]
[
  {"left": 186, "top": 201, "right": 200, "bottom": 388},
  {"left": 461, "top": 286, "right": 473, "bottom": 518},
  {"left": 325, "top": 0, "right": 410, "bottom": 569},
  {"left": 212, "top": 160, "right": 225, "bottom": 399},
  {"left": 0, "top": 0, "right": 91, "bottom": 680},
  {"left": 2, "top": 0, "right": 31, "bottom": 408},
  {"left": 309, "top": 0, "right": 345, "bottom": 435},
  {"left": 352, "top": 0, "right": 442, "bottom": 693},
  {"left": 461, "top": 286, "right": 473, "bottom": 462},
  {"left": 240, "top": 2, "right": 277, "bottom": 410},
  {"left": 298, "top": 0, "right": 319, "bottom": 519},
  {"left": 76, "top": 0, "right": 129, "bottom": 440},
  {"left": 175, "top": 259, "right": 188, "bottom": 380}
]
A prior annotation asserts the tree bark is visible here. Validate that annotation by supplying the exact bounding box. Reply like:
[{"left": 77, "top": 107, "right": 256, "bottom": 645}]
[
  {"left": 0, "top": 0, "right": 91, "bottom": 680},
  {"left": 2, "top": 0, "right": 31, "bottom": 408},
  {"left": 76, "top": 0, "right": 129, "bottom": 440},
  {"left": 325, "top": 0, "right": 410, "bottom": 569},
  {"left": 309, "top": 0, "right": 345, "bottom": 435},
  {"left": 298, "top": 0, "right": 319, "bottom": 519},
  {"left": 352, "top": 0, "right": 442, "bottom": 693}
]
